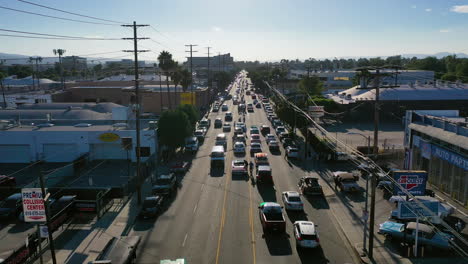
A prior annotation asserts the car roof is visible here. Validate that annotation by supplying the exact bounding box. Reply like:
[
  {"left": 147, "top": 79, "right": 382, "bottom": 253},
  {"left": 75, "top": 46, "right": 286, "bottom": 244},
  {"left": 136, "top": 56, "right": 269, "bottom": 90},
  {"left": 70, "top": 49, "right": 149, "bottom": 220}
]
[
  {"left": 255, "top": 153, "right": 268, "bottom": 158},
  {"left": 233, "top": 160, "right": 245, "bottom": 163},
  {"left": 145, "top": 196, "right": 161, "bottom": 201},
  {"left": 260, "top": 202, "right": 280, "bottom": 207},
  {"left": 285, "top": 191, "right": 300, "bottom": 197},
  {"left": 217, "top": 133, "right": 226, "bottom": 137},
  {"left": 296, "top": 221, "right": 316, "bottom": 235},
  {"left": 7, "top": 193, "right": 22, "bottom": 200},
  {"left": 212, "top": 146, "right": 224, "bottom": 152},
  {"left": 406, "top": 222, "right": 433, "bottom": 233},
  {"left": 258, "top": 165, "right": 271, "bottom": 171}
]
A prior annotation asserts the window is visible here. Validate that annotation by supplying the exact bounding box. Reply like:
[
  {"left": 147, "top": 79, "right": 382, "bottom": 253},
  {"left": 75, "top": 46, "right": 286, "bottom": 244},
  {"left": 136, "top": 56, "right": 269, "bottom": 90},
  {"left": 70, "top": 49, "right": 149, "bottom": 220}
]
[{"left": 333, "top": 77, "right": 350, "bottom": 81}]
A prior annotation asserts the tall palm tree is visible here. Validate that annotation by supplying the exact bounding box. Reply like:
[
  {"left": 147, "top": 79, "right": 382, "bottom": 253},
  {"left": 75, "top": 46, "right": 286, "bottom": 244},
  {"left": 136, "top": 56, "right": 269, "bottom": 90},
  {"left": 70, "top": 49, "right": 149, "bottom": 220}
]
[
  {"left": 158, "top": 51, "right": 175, "bottom": 110},
  {"left": 28, "top": 57, "right": 43, "bottom": 90},
  {"left": 53, "top": 49, "right": 66, "bottom": 89},
  {"left": 171, "top": 65, "right": 183, "bottom": 106}
]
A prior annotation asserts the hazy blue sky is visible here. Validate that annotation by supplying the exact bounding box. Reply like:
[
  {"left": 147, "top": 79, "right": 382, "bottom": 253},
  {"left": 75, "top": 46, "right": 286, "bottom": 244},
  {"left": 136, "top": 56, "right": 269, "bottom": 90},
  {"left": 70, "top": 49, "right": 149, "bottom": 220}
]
[{"left": 1, "top": 0, "right": 468, "bottom": 62}]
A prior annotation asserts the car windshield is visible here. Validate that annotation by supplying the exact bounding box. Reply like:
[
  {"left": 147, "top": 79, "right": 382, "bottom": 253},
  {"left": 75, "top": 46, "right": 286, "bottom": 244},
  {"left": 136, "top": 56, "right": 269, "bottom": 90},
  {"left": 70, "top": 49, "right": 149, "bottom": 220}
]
[
  {"left": 155, "top": 178, "right": 172, "bottom": 185},
  {"left": 212, "top": 151, "right": 224, "bottom": 157},
  {"left": 234, "top": 161, "right": 244, "bottom": 166}
]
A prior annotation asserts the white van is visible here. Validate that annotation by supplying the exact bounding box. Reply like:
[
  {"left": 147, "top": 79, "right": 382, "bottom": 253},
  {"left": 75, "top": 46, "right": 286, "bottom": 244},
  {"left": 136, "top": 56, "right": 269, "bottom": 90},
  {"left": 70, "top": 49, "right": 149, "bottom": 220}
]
[{"left": 210, "top": 146, "right": 225, "bottom": 167}]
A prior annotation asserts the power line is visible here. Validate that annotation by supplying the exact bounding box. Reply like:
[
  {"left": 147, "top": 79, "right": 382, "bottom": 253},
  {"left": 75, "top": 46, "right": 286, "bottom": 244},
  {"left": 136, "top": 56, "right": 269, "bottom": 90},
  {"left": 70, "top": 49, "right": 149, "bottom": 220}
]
[
  {"left": 17, "top": 0, "right": 127, "bottom": 24},
  {"left": 0, "top": 33, "right": 119, "bottom": 41},
  {"left": 0, "top": 28, "right": 122, "bottom": 40},
  {"left": 0, "top": 5, "right": 118, "bottom": 26}
]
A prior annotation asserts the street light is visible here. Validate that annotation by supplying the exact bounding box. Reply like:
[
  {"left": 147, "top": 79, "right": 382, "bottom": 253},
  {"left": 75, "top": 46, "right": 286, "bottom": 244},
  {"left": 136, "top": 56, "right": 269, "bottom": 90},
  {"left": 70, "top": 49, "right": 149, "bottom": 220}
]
[{"left": 346, "top": 131, "right": 371, "bottom": 254}]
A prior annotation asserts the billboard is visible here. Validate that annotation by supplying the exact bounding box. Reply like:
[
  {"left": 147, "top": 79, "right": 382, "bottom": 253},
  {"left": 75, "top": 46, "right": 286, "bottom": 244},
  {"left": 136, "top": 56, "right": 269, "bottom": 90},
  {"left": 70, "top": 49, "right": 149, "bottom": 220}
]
[
  {"left": 180, "top": 92, "right": 195, "bottom": 105},
  {"left": 398, "top": 201, "right": 439, "bottom": 219},
  {"left": 308, "top": 106, "right": 324, "bottom": 117},
  {"left": 393, "top": 170, "right": 427, "bottom": 196},
  {"left": 21, "top": 188, "right": 46, "bottom": 222}
]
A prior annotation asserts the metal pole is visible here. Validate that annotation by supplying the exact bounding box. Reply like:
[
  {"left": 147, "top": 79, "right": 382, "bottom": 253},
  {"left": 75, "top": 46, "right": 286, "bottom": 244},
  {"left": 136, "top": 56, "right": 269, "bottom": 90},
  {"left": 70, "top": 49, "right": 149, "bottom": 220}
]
[
  {"left": 39, "top": 170, "right": 57, "bottom": 264},
  {"left": 132, "top": 21, "right": 142, "bottom": 205},
  {"left": 415, "top": 217, "right": 419, "bottom": 257},
  {"left": 363, "top": 135, "right": 370, "bottom": 253},
  {"left": 37, "top": 224, "right": 43, "bottom": 264},
  {"left": 0, "top": 79, "right": 6, "bottom": 108},
  {"left": 368, "top": 69, "right": 381, "bottom": 259}
]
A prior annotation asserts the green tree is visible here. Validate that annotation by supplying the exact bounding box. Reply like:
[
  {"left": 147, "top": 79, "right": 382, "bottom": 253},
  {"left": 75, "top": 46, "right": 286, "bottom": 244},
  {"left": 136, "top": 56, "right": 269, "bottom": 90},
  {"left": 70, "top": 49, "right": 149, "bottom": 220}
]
[
  {"left": 158, "top": 51, "right": 176, "bottom": 109},
  {"left": 441, "top": 72, "right": 458, "bottom": 82},
  {"left": 7, "top": 65, "right": 33, "bottom": 78},
  {"left": 298, "top": 75, "right": 323, "bottom": 96},
  {"left": 158, "top": 109, "right": 192, "bottom": 150},
  {"left": 177, "top": 104, "right": 199, "bottom": 126},
  {"left": 180, "top": 69, "right": 192, "bottom": 92},
  {"left": 455, "top": 60, "right": 468, "bottom": 82}
]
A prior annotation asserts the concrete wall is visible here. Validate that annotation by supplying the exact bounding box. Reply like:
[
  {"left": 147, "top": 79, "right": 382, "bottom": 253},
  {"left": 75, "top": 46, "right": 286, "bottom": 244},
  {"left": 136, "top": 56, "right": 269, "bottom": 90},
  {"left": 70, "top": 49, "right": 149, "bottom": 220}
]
[{"left": 0, "top": 129, "right": 157, "bottom": 163}]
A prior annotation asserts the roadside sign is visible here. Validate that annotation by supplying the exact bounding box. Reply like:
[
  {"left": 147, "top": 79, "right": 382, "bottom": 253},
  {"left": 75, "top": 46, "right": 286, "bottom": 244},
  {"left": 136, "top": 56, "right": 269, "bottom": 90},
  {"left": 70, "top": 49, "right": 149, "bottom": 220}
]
[
  {"left": 397, "top": 201, "right": 439, "bottom": 219},
  {"left": 393, "top": 170, "right": 427, "bottom": 196},
  {"left": 180, "top": 92, "right": 196, "bottom": 105},
  {"left": 308, "top": 106, "right": 324, "bottom": 117},
  {"left": 21, "top": 188, "right": 46, "bottom": 222}
]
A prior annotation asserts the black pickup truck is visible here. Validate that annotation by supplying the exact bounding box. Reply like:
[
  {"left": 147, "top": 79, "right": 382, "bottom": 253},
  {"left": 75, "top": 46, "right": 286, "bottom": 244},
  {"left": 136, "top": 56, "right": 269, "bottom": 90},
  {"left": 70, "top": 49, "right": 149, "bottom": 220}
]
[{"left": 298, "top": 177, "right": 323, "bottom": 196}]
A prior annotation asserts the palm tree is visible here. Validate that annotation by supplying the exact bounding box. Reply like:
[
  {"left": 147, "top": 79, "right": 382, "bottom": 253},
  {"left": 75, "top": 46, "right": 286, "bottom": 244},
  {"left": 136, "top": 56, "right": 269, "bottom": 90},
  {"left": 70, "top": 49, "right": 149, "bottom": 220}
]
[
  {"left": 180, "top": 69, "right": 192, "bottom": 92},
  {"left": 171, "top": 65, "right": 183, "bottom": 106},
  {"left": 28, "top": 57, "right": 43, "bottom": 90},
  {"left": 53, "top": 49, "right": 66, "bottom": 89},
  {"left": 158, "top": 51, "right": 175, "bottom": 109}
]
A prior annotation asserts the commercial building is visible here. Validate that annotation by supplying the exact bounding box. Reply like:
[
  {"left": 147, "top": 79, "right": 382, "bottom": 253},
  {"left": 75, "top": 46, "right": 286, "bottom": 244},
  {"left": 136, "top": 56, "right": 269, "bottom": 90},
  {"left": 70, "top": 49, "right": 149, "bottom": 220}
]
[
  {"left": 62, "top": 56, "right": 88, "bottom": 71},
  {"left": 0, "top": 102, "right": 157, "bottom": 163},
  {"left": 285, "top": 69, "right": 435, "bottom": 91},
  {"left": 186, "top": 53, "right": 234, "bottom": 73},
  {"left": 404, "top": 110, "right": 468, "bottom": 206},
  {"left": 104, "top": 59, "right": 146, "bottom": 69}
]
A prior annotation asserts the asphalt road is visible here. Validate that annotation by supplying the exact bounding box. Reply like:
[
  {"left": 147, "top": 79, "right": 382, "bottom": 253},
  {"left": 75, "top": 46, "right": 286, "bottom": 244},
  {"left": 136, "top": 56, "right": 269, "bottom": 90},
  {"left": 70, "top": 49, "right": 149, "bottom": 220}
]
[{"left": 131, "top": 72, "right": 357, "bottom": 264}]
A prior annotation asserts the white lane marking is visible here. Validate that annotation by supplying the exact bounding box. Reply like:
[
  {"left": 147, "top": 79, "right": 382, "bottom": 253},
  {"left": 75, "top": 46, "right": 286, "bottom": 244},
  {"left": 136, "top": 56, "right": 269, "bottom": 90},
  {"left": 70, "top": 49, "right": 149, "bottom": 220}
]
[
  {"left": 182, "top": 233, "right": 188, "bottom": 247},
  {"left": 201, "top": 184, "right": 205, "bottom": 191},
  {"left": 193, "top": 204, "right": 198, "bottom": 213}
]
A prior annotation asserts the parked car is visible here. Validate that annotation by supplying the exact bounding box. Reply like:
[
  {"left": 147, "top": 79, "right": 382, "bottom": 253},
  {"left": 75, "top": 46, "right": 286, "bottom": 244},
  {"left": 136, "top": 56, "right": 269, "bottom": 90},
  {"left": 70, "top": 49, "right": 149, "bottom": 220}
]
[
  {"left": 214, "top": 118, "right": 223, "bottom": 128},
  {"left": 293, "top": 221, "right": 320, "bottom": 249},
  {"left": 258, "top": 202, "right": 286, "bottom": 233},
  {"left": 232, "top": 160, "right": 248, "bottom": 175},
  {"left": 233, "top": 142, "right": 246, "bottom": 155},
  {"left": 169, "top": 161, "right": 189, "bottom": 173},
  {"left": 298, "top": 177, "right": 323, "bottom": 196},
  {"left": 223, "top": 123, "right": 231, "bottom": 132},
  {"left": 378, "top": 221, "right": 454, "bottom": 250},
  {"left": 0, "top": 193, "right": 22, "bottom": 220},
  {"left": 333, "top": 172, "right": 360, "bottom": 192},
  {"left": 265, "top": 134, "right": 276, "bottom": 144},
  {"left": 184, "top": 137, "right": 199, "bottom": 152},
  {"left": 268, "top": 140, "right": 280, "bottom": 152},
  {"left": 286, "top": 146, "right": 300, "bottom": 159},
  {"left": 152, "top": 174, "right": 177, "bottom": 196},
  {"left": 250, "top": 142, "right": 262, "bottom": 155},
  {"left": 194, "top": 129, "right": 205, "bottom": 142},
  {"left": 282, "top": 138, "right": 298, "bottom": 149},
  {"left": 282, "top": 191, "right": 304, "bottom": 211},
  {"left": 275, "top": 126, "right": 286, "bottom": 135},
  {"left": 139, "top": 196, "right": 164, "bottom": 219},
  {"left": 199, "top": 118, "right": 211, "bottom": 129}
]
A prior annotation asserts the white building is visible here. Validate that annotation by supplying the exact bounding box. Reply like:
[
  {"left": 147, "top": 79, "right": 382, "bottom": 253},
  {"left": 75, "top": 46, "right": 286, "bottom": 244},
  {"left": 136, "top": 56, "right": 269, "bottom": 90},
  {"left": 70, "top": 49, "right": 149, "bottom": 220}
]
[{"left": 0, "top": 103, "right": 158, "bottom": 163}]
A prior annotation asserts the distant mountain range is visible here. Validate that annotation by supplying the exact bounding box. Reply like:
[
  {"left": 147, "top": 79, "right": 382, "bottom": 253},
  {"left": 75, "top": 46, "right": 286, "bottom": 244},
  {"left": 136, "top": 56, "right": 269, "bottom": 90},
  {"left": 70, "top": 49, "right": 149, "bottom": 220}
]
[{"left": 1, "top": 52, "right": 467, "bottom": 65}]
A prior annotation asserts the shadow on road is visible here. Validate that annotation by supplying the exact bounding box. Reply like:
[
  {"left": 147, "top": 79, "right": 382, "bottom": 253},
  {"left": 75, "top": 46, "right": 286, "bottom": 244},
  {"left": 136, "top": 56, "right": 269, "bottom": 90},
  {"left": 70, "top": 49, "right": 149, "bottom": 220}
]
[
  {"left": 297, "top": 246, "right": 329, "bottom": 264},
  {"left": 232, "top": 173, "right": 249, "bottom": 181},
  {"left": 257, "top": 183, "right": 277, "bottom": 202},
  {"left": 263, "top": 232, "right": 292, "bottom": 256},
  {"left": 305, "top": 195, "right": 330, "bottom": 210},
  {"left": 285, "top": 210, "right": 308, "bottom": 223}
]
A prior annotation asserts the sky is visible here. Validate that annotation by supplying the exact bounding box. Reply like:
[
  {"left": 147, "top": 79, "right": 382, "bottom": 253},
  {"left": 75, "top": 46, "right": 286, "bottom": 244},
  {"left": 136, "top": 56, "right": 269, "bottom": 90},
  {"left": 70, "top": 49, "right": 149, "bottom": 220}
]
[{"left": 1, "top": 0, "right": 468, "bottom": 62}]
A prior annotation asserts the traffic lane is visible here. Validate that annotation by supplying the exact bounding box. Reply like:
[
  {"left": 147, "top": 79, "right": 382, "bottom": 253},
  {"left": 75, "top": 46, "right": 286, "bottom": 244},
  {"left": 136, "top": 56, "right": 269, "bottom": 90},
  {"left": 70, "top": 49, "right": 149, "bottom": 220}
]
[
  {"left": 132, "top": 103, "right": 228, "bottom": 263},
  {"left": 246, "top": 95, "right": 357, "bottom": 264},
  {"left": 216, "top": 97, "right": 255, "bottom": 264},
  {"left": 0, "top": 222, "right": 35, "bottom": 255}
]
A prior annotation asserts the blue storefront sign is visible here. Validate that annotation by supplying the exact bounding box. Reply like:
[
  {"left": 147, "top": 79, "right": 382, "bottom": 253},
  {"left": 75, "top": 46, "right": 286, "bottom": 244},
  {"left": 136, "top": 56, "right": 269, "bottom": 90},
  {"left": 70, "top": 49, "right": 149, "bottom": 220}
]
[
  {"left": 413, "top": 135, "right": 468, "bottom": 171},
  {"left": 393, "top": 170, "right": 428, "bottom": 196},
  {"left": 398, "top": 200, "right": 439, "bottom": 219}
]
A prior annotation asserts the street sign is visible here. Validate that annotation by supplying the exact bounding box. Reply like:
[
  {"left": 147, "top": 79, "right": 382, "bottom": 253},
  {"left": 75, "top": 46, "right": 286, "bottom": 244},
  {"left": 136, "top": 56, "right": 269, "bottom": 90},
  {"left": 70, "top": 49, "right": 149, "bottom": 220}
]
[
  {"left": 308, "top": 106, "right": 324, "bottom": 117},
  {"left": 21, "top": 188, "right": 46, "bottom": 222},
  {"left": 393, "top": 170, "right": 427, "bottom": 196},
  {"left": 397, "top": 201, "right": 439, "bottom": 219}
]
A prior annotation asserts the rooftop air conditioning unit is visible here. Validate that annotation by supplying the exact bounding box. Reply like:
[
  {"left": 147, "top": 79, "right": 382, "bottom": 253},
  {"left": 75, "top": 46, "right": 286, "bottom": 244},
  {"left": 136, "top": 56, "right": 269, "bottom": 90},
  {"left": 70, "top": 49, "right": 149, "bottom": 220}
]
[{"left": 74, "top": 123, "right": 92, "bottom": 127}]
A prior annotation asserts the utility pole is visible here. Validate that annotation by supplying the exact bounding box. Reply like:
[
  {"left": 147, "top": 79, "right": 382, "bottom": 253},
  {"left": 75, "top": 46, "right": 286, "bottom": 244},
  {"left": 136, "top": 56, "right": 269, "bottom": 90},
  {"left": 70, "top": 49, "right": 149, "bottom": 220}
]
[
  {"left": 368, "top": 68, "right": 381, "bottom": 259},
  {"left": 122, "top": 21, "right": 149, "bottom": 205},
  {"left": 38, "top": 168, "right": 57, "bottom": 264},
  {"left": 1, "top": 59, "right": 7, "bottom": 108},
  {"left": 206, "top": 47, "right": 211, "bottom": 89},
  {"left": 218, "top": 52, "right": 221, "bottom": 72},
  {"left": 185, "top": 44, "right": 198, "bottom": 105}
]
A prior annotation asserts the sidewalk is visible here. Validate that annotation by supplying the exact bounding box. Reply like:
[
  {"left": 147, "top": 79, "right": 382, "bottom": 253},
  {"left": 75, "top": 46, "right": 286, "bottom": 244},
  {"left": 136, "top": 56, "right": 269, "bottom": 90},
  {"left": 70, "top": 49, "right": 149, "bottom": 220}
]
[{"left": 37, "top": 179, "right": 151, "bottom": 264}]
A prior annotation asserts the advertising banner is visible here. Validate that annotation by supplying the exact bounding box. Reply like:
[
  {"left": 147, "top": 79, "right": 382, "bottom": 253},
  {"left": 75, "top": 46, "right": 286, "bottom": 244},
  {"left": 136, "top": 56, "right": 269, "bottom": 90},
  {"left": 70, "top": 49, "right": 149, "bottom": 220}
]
[
  {"left": 21, "top": 188, "right": 46, "bottom": 222},
  {"left": 393, "top": 170, "right": 427, "bottom": 196},
  {"left": 180, "top": 92, "right": 195, "bottom": 105}
]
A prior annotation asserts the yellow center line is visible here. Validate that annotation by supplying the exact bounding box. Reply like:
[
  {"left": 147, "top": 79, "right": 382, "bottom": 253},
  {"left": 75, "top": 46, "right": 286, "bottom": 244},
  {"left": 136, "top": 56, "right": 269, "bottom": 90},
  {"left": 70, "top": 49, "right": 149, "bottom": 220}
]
[{"left": 249, "top": 178, "right": 257, "bottom": 264}]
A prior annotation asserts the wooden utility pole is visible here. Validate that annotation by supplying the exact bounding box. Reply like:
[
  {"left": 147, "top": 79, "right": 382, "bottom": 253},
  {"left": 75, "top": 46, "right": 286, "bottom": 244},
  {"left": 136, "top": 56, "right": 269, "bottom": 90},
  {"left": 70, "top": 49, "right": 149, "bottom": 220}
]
[
  {"left": 38, "top": 168, "right": 57, "bottom": 264},
  {"left": 206, "top": 47, "right": 211, "bottom": 89},
  {"left": 122, "top": 21, "right": 149, "bottom": 205},
  {"left": 185, "top": 44, "right": 198, "bottom": 105}
]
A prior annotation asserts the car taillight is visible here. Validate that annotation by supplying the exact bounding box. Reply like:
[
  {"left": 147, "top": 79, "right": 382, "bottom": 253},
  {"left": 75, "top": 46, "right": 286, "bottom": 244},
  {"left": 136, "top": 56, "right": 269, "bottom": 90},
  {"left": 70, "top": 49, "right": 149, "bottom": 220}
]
[
  {"left": 297, "top": 235, "right": 302, "bottom": 241},
  {"left": 316, "top": 237, "right": 320, "bottom": 243}
]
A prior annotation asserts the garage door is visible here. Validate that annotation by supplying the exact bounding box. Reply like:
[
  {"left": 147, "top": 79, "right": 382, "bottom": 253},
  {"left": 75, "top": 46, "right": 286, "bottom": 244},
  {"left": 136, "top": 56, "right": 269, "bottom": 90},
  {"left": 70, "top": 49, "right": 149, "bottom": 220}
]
[
  {"left": 43, "top": 144, "right": 79, "bottom": 162},
  {"left": 0, "top": 145, "right": 31, "bottom": 163},
  {"left": 90, "top": 143, "right": 127, "bottom": 160}
]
